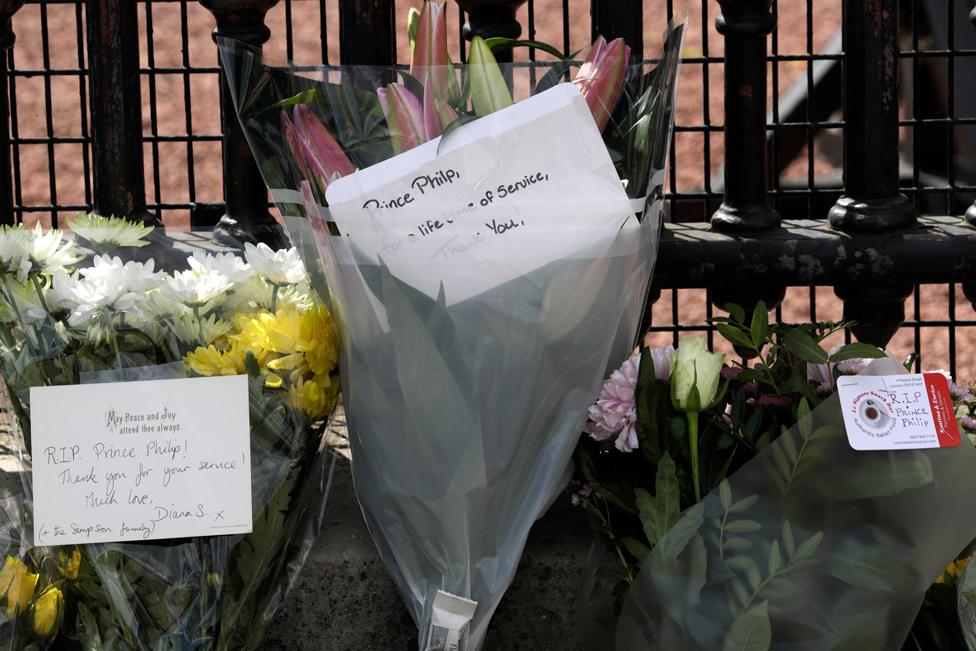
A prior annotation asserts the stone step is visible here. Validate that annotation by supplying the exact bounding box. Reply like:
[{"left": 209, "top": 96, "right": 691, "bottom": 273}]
[{"left": 263, "top": 452, "right": 589, "bottom": 650}]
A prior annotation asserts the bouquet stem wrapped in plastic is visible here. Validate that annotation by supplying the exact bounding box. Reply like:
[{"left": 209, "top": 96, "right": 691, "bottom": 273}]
[{"left": 221, "top": 15, "right": 683, "bottom": 649}]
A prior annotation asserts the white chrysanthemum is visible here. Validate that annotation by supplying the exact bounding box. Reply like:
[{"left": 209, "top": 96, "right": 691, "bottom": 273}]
[
  {"left": 0, "top": 225, "right": 29, "bottom": 278},
  {"left": 63, "top": 255, "right": 163, "bottom": 327},
  {"left": 188, "top": 251, "right": 253, "bottom": 285},
  {"left": 244, "top": 243, "right": 307, "bottom": 285},
  {"left": 24, "top": 225, "right": 81, "bottom": 278},
  {"left": 223, "top": 273, "right": 314, "bottom": 313},
  {"left": 170, "top": 311, "right": 233, "bottom": 348},
  {"left": 67, "top": 213, "right": 154, "bottom": 251},
  {"left": 127, "top": 290, "right": 190, "bottom": 342},
  {"left": 164, "top": 268, "right": 233, "bottom": 312}
]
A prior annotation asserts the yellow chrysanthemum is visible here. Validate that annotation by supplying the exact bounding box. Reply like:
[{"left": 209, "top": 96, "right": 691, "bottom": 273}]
[
  {"left": 0, "top": 556, "right": 38, "bottom": 620},
  {"left": 935, "top": 554, "right": 973, "bottom": 585},
  {"left": 57, "top": 549, "right": 81, "bottom": 581},
  {"left": 186, "top": 344, "right": 246, "bottom": 377},
  {"left": 287, "top": 372, "right": 340, "bottom": 420},
  {"left": 30, "top": 585, "right": 63, "bottom": 637}
]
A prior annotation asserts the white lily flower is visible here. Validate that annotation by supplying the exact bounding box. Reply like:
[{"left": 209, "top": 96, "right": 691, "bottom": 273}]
[
  {"left": 67, "top": 213, "right": 154, "bottom": 250},
  {"left": 188, "top": 251, "right": 253, "bottom": 285},
  {"left": 244, "top": 243, "right": 307, "bottom": 285}
]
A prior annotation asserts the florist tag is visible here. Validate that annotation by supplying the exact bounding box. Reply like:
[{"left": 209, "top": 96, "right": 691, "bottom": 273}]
[
  {"left": 30, "top": 375, "right": 252, "bottom": 546},
  {"left": 324, "top": 83, "right": 634, "bottom": 305},
  {"left": 836, "top": 373, "right": 961, "bottom": 451}
]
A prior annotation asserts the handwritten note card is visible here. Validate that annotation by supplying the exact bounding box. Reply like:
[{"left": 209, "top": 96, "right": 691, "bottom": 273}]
[
  {"left": 324, "top": 83, "right": 635, "bottom": 305},
  {"left": 30, "top": 375, "right": 252, "bottom": 545}
]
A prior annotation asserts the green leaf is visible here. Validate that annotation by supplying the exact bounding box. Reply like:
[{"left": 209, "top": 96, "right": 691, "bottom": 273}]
[
  {"left": 723, "top": 303, "right": 746, "bottom": 324},
  {"left": 828, "top": 343, "right": 886, "bottom": 363},
  {"left": 437, "top": 115, "right": 480, "bottom": 155},
  {"left": 957, "top": 557, "right": 976, "bottom": 649},
  {"left": 622, "top": 537, "right": 652, "bottom": 565},
  {"left": 822, "top": 538, "right": 914, "bottom": 592},
  {"left": 796, "top": 398, "right": 812, "bottom": 438},
  {"left": 635, "top": 452, "right": 682, "bottom": 545},
  {"left": 794, "top": 531, "right": 823, "bottom": 561},
  {"left": 719, "top": 479, "right": 732, "bottom": 511},
  {"left": 768, "top": 540, "right": 782, "bottom": 575},
  {"left": 782, "top": 521, "right": 795, "bottom": 559},
  {"left": 726, "top": 555, "right": 759, "bottom": 574},
  {"left": 728, "top": 494, "right": 759, "bottom": 514},
  {"left": 482, "top": 37, "right": 567, "bottom": 59},
  {"left": 724, "top": 537, "right": 753, "bottom": 552},
  {"left": 717, "top": 323, "right": 755, "bottom": 351},
  {"left": 783, "top": 328, "right": 829, "bottom": 364},
  {"left": 725, "top": 519, "right": 762, "bottom": 534},
  {"left": 534, "top": 58, "right": 576, "bottom": 94},
  {"left": 656, "top": 502, "right": 705, "bottom": 563},
  {"left": 750, "top": 301, "right": 769, "bottom": 349},
  {"left": 826, "top": 452, "right": 934, "bottom": 501},
  {"left": 722, "top": 600, "right": 771, "bottom": 651}
]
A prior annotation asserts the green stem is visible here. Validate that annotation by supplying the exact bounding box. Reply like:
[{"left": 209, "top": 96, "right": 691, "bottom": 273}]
[
  {"left": 270, "top": 284, "right": 280, "bottom": 315},
  {"left": 110, "top": 328, "right": 123, "bottom": 372},
  {"left": 688, "top": 410, "right": 702, "bottom": 502}
]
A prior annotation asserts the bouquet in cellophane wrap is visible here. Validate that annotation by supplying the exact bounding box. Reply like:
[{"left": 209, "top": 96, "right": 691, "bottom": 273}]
[
  {"left": 0, "top": 217, "right": 340, "bottom": 649},
  {"left": 220, "top": 3, "right": 683, "bottom": 648}
]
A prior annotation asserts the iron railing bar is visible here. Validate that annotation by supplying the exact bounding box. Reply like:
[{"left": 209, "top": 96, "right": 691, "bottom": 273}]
[
  {"left": 39, "top": 3, "right": 59, "bottom": 226},
  {"left": 75, "top": 0, "right": 92, "bottom": 209},
  {"left": 144, "top": 1, "right": 164, "bottom": 224},
  {"left": 179, "top": 1, "right": 197, "bottom": 209},
  {"left": 7, "top": 45, "right": 22, "bottom": 224}
]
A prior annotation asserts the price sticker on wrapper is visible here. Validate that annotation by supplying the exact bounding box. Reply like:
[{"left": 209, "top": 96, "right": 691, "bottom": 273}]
[
  {"left": 836, "top": 373, "right": 961, "bottom": 451},
  {"left": 30, "top": 375, "right": 253, "bottom": 546}
]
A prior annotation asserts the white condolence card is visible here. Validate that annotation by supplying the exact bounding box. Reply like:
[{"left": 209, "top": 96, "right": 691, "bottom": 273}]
[
  {"left": 836, "top": 373, "right": 961, "bottom": 451},
  {"left": 324, "top": 83, "right": 635, "bottom": 305},
  {"left": 30, "top": 375, "right": 252, "bottom": 545}
]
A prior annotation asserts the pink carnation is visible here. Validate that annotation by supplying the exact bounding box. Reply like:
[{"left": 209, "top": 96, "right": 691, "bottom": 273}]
[
  {"left": 587, "top": 354, "right": 640, "bottom": 452},
  {"left": 961, "top": 416, "right": 976, "bottom": 431}
]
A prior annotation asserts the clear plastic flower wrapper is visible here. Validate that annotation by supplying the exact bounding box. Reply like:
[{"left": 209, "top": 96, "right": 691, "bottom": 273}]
[
  {"left": 0, "top": 219, "right": 341, "bottom": 648},
  {"left": 613, "top": 357, "right": 976, "bottom": 650},
  {"left": 219, "top": 14, "right": 684, "bottom": 650}
]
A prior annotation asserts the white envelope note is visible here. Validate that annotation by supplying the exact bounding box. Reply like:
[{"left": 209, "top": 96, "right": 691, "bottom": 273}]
[
  {"left": 325, "top": 83, "right": 634, "bottom": 305},
  {"left": 30, "top": 375, "right": 252, "bottom": 545}
]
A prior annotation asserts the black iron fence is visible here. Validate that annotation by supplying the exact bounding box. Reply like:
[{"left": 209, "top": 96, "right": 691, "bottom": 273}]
[{"left": 0, "top": 0, "right": 974, "bottom": 374}]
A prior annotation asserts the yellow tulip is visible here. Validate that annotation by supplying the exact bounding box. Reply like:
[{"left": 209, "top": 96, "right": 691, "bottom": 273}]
[
  {"left": 0, "top": 556, "right": 39, "bottom": 620},
  {"left": 57, "top": 548, "right": 81, "bottom": 581},
  {"left": 30, "top": 585, "right": 63, "bottom": 637}
]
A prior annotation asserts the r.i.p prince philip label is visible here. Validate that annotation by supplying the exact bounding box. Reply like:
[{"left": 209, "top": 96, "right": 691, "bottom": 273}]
[{"left": 836, "top": 373, "right": 961, "bottom": 451}]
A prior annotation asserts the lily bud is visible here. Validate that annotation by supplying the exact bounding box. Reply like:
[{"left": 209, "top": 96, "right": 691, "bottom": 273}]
[
  {"left": 574, "top": 36, "right": 631, "bottom": 132},
  {"left": 30, "top": 586, "right": 63, "bottom": 638},
  {"left": 281, "top": 110, "right": 310, "bottom": 181},
  {"left": 423, "top": 76, "right": 458, "bottom": 140},
  {"left": 379, "top": 84, "right": 427, "bottom": 154},
  {"left": 290, "top": 104, "right": 356, "bottom": 190},
  {"left": 670, "top": 337, "right": 726, "bottom": 413},
  {"left": 411, "top": 1, "right": 456, "bottom": 101},
  {"left": 468, "top": 36, "right": 513, "bottom": 116}
]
